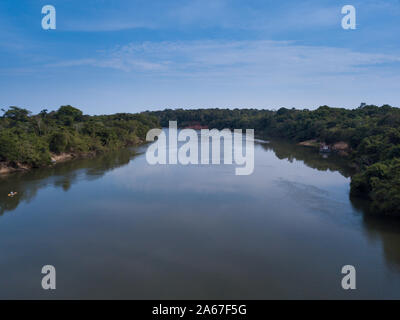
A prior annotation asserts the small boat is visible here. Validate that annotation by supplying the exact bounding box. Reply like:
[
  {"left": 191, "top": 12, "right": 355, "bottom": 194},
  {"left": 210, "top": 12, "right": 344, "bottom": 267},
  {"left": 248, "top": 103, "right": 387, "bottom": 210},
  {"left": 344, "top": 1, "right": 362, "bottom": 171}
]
[
  {"left": 7, "top": 191, "right": 18, "bottom": 197},
  {"left": 319, "top": 145, "right": 331, "bottom": 153}
]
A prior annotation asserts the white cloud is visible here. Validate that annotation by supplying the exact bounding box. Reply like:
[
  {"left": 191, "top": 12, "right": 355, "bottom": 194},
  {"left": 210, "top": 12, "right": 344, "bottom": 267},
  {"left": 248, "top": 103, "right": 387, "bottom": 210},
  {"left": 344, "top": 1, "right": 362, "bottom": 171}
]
[
  {"left": 48, "top": 40, "right": 400, "bottom": 80},
  {"left": 37, "top": 39, "right": 400, "bottom": 109}
]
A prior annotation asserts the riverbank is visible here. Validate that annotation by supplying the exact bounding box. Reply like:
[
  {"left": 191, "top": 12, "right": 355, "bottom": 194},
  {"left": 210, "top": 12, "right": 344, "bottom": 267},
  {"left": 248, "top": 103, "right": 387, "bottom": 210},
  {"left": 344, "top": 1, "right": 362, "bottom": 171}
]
[
  {"left": 0, "top": 139, "right": 146, "bottom": 175},
  {"left": 0, "top": 106, "right": 158, "bottom": 176},
  {"left": 298, "top": 139, "right": 351, "bottom": 156},
  {"left": 0, "top": 152, "right": 92, "bottom": 175}
]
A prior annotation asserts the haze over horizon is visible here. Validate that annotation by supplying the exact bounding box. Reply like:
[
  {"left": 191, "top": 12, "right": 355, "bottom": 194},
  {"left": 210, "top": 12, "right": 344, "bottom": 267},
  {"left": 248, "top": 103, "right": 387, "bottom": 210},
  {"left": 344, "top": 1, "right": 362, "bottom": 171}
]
[{"left": 1, "top": 0, "right": 399, "bottom": 115}]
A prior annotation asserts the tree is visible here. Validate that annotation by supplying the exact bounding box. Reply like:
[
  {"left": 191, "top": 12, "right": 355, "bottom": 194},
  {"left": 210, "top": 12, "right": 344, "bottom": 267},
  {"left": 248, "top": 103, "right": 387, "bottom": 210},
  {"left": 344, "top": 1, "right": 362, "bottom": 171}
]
[{"left": 2, "top": 106, "right": 31, "bottom": 121}]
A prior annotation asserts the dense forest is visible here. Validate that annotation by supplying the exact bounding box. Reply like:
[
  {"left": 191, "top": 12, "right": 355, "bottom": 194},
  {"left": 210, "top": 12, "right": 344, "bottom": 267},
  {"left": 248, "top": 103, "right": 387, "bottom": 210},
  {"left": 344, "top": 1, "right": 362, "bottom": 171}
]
[
  {"left": 148, "top": 105, "right": 400, "bottom": 216},
  {"left": 0, "top": 105, "right": 158, "bottom": 169},
  {"left": 1, "top": 104, "right": 399, "bottom": 216}
]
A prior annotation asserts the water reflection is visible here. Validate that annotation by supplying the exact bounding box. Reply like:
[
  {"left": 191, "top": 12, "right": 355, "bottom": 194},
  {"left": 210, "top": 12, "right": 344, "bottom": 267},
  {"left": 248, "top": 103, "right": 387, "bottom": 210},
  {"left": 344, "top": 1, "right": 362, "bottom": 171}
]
[
  {"left": 0, "top": 148, "right": 140, "bottom": 216},
  {"left": 0, "top": 139, "right": 382, "bottom": 219},
  {"left": 1, "top": 139, "right": 400, "bottom": 298},
  {"left": 1, "top": 138, "right": 356, "bottom": 216},
  {"left": 260, "top": 140, "right": 400, "bottom": 272},
  {"left": 259, "top": 139, "right": 355, "bottom": 178},
  {"left": 351, "top": 194, "right": 400, "bottom": 272}
]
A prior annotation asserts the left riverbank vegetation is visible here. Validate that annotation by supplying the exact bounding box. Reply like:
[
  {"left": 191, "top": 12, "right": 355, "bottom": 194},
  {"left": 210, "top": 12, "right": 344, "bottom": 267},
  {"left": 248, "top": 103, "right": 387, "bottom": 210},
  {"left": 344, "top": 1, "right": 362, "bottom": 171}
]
[{"left": 0, "top": 105, "right": 159, "bottom": 172}]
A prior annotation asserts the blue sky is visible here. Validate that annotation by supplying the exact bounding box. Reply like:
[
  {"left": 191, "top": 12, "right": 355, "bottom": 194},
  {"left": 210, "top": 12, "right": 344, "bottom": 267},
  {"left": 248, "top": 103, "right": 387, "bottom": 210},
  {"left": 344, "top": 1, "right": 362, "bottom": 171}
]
[{"left": 0, "top": 0, "right": 399, "bottom": 114}]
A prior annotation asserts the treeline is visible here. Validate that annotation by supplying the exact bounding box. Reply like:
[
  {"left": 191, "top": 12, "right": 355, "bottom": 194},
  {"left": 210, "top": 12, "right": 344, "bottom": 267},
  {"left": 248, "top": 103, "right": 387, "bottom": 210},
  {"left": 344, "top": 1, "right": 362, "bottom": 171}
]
[
  {"left": 0, "top": 105, "right": 159, "bottom": 168},
  {"left": 2, "top": 104, "right": 400, "bottom": 216},
  {"left": 148, "top": 105, "right": 400, "bottom": 216}
]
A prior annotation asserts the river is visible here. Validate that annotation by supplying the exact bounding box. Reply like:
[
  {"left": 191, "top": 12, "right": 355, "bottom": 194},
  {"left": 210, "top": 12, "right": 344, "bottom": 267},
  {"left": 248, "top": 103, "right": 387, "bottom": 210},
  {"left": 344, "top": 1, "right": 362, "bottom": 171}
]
[{"left": 1, "top": 134, "right": 400, "bottom": 299}]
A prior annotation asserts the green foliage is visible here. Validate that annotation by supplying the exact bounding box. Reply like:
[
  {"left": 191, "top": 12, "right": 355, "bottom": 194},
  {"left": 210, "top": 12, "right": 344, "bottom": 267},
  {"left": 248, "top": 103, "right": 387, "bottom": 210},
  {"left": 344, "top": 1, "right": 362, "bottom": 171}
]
[
  {"left": 0, "top": 128, "right": 50, "bottom": 167},
  {"left": 49, "top": 132, "right": 69, "bottom": 153},
  {"left": 0, "top": 106, "right": 159, "bottom": 168},
  {"left": 55, "top": 105, "right": 83, "bottom": 126},
  {"left": 149, "top": 104, "right": 400, "bottom": 216},
  {"left": 351, "top": 159, "right": 400, "bottom": 215},
  {"left": 2, "top": 104, "right": 400, "bottom": 216},
  {"left": 2, "top": 106, "right": 30, "bottom": 122}
]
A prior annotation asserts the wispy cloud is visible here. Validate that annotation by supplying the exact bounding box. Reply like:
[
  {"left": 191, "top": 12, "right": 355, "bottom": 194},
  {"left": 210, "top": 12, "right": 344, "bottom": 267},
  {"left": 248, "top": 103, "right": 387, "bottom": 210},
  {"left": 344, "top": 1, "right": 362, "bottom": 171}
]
[
  {"left": 58, "top": 0, "right": 344, "bottom": 32},
  {"left": 46, "top": 40, "right": 400, "bottom": 81}
]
